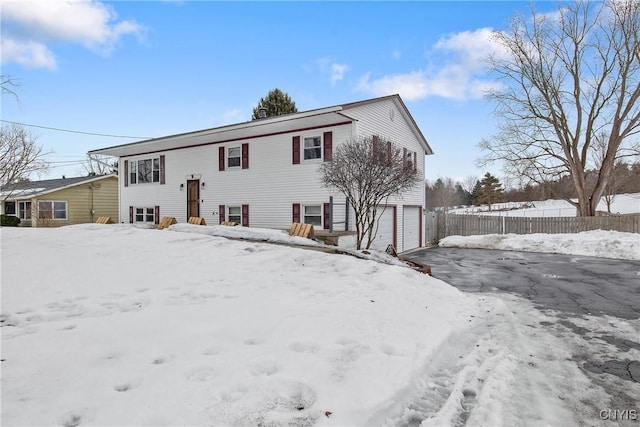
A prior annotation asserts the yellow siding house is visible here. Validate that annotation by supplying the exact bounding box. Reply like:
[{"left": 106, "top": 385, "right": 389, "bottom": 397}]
[{"left": 1, "top": 174, "right": 118, "bottom": 227}]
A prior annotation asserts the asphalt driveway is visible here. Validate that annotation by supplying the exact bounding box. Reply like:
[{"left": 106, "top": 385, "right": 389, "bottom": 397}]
[
  {"left": 404, "top": 247, "right": 640, "bottom": 320},
  {"left": 403, "top": 246, "right": 640, "bottom": 413}
]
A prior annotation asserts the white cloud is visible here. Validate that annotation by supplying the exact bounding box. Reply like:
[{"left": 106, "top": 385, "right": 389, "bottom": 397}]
[
  {"left": 331, "top": 63, "right": 349, "bottom": 84},
  {"left": 355, "top": 28, "right": 504, "bottom": 101},
  {"left": 311, "top": 57, "right": 349, "bottom": 85},
  {"left": 1, "top": 38, "right": 57, "bottom": 70},
  {"left": 1, "top": 0, "right": 145, "bottom": 69},
  {"left": 392, "top": 50, "right": 402, "bottom": 59}
]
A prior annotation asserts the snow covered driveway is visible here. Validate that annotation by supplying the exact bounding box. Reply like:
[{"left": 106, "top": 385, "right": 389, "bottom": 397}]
[
  {"left": 2, "top": 225, "right": 638, "bottom": 426},
  {"left": 405, "top": 246, "right": 640, "bottom": 425}
]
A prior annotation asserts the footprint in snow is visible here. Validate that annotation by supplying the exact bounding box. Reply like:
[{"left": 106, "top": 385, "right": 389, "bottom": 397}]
[
  {"left": 185, "top": 367, "right": 217, "bottom": 382},
  {"left": 202, "top": 346, "right": 221, "bottom": 356},
  {"left": 249, "top": 360, "right": 280, "bottom": 376}
]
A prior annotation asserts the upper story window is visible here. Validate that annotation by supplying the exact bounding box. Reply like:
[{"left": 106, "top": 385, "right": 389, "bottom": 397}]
[
  {"left": 124, "top": 155, "right": 165, "bottom": 187},
  {"left": 293, "top": 132, "right": 331, "bottom": 164},
  {"left": 228, "top": 147, "right": 241, "bottom": 168},
  {"left": 130, "top": 158, "right": 161, "bottom": 184},
  {"left": 303, "top": 136, "right": 322, "bottom": 160}
]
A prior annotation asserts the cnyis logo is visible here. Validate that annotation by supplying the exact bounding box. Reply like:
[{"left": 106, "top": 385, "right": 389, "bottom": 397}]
[{"left": 599, "top": 409, "right": 637, "bottom": 421}]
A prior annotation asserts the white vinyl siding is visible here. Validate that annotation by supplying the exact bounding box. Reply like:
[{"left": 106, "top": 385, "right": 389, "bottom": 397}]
[{"left": 117, "top": 97, "right": 426, "bottom": 251}]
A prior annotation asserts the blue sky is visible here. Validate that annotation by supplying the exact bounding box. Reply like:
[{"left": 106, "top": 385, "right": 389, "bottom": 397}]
[{"left": 1, "top": 1, "right": 560, "bottom": 184}]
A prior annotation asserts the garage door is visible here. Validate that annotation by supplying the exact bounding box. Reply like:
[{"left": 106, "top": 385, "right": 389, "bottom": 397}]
[
  {"left": 403, "top": 206, "right": 421, "bottom": 252},
  {"left": 370, "top": 206, "right": 395, "bottom": 251}
]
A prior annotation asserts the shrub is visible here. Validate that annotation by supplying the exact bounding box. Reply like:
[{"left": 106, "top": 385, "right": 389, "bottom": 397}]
[{"left": 1, "top": 215, "right": 21, "bottom": 227}]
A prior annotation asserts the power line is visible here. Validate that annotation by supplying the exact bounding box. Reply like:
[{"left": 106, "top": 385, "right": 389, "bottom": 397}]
[{"left": 0, "top": 119, "right": 152, "bottom": 139}]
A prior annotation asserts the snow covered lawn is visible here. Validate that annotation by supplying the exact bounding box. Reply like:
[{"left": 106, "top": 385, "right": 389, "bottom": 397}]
[
  {"left": 1, "top": 224, "right": 480, "bottom": 426},
  {"left": 2, "top": 224, "right": 638, "bottom": 426}
]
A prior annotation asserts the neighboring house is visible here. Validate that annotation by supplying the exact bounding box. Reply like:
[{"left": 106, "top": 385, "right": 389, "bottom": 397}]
[
  {"left": 89, "top": 95, "right": 433, "bottom": 251},
  {"left": 0, "top": 174, "right": 118, "bottom": 227}
]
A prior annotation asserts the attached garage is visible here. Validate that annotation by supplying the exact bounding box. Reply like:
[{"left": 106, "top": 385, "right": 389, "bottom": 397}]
[
  {"left": 370, "top": 205, "right": 396, "bottom": 252},
  {"left": 402, "top": 206, "right": 422, "bottom": 251}
]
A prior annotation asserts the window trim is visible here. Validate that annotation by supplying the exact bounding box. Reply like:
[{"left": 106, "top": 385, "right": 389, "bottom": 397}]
[
  {"left": 129, "top": 157, "right": 161, "bottom": 185},
  {"left": 227, "top": 146, "right": 241, "bottom": 169},
  {"left": 303, "top": 204, "right": 322, "bottom": 226},
  {"left": 18, "top": 201, "right": 32, "bottom": 220},
  {"left": 134, "top": 207, "right": 155, "bottom": 223},
  {"left": 37, "top": 200, "right": 67, "bottom": 220},
  {"left": 302, "top": 135, "right": 322, "bottom": 162},
  {"left": 4, "top": 201, "right": 16, "bottom": 216},
  {"left": 227, "top": 206, "right": 241, "bottom": 223}
]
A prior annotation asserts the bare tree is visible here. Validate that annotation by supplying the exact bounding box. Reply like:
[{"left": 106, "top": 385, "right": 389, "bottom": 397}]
[
  {"left": 319, "top": 135, "right": 420, "bottom": 250},
  {"left": 1, "top": 124, "right": 49, "bottom": 196},
  {"left": 1, "top": 75, "right": 21, "bottom": 99},
  {"left": 478, "top": 0, "right": 640, "bottom": 216},
  {"left": 427, "top": 178, "right": 460, "bottom": 211},
  {"left": 80, "top": 154, "right": 117, "bottom": 176}
]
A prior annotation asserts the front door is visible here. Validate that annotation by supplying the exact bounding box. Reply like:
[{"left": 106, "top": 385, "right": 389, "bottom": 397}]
[{"left": 187, "top": 179, "right": 200, "bottom": 218}]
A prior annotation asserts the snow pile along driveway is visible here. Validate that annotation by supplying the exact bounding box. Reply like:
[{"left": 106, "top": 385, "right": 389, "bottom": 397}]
[
  {"left": 439, "top": 230, "right": 640, "bottom": 261},
  {"left": 2, "top": 224, "right": 480, "bottom": 426}
]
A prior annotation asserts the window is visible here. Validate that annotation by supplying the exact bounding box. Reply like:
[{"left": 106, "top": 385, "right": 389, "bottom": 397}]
[
  {"left": 135, "top": 207, "right": 155, "bottom": 222},
  {"left": 4, "top": 201, "right": 16, "bottom": 215},
  {"left": 19, "top": 201, "right": 31, "bottom": 220},
  {"left": 228, "top": 206, "right": 241, "bottom": 223},
  {"left": 227, "top": 147, "right": 241, "bottom": 168},
  {"left": 303, "top": 136, "right": 322, "bottom": 160},
  {"left": 38, "top": 201, "right": 67, "bottom": 220},
  {"left": 130, "top": 157, "right": 160, "bottom": 184},
  {"left": 303, "top": 205, "right": 322, "bottom": 226}
]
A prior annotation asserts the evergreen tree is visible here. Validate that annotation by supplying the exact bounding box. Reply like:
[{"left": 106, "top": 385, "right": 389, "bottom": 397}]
[
  {"left": 473, "top": 173, "right": 504, "bottom": 210},
  {"left": 251, "top": 88, "right": 298, "bottom": 120},
  {"left": 470, "top": 180, "right": 482, "bottom": 206}
]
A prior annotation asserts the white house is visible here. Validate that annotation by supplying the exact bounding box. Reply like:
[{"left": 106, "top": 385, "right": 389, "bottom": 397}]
[{"left": 89, "top": 94, "right": 433, "bottom": 252}]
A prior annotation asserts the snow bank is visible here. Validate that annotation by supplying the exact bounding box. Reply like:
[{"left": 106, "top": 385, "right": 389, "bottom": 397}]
[
  {"left": 1, "top": 224, "right": 479, "bottom": 426},
  {"left": 439, "top": 230, "right": 640, "bottom": 260}
]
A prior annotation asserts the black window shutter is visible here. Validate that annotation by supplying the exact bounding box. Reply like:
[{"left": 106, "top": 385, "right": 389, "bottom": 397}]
[
  {"left": 292, "top": 203, "right": 300, "bottom": 223},
  {"left": 154, "top": 206, "right": 160, "bottom": 224},
  {"left": 129, "top": 206, "right": 133, "bottom": 223},
  {"left": 323, "top": 131, "right": 332, "bottom": 161},
  {"left": 292, "top": 136, "right": 300, "bottom": 164},
  {"left": 242, "top": 143, "right": 249, "bottom": 169},
  {"left": 219, "top": 147, "right": 225, "bottom": 171},
  {"left": 124, "top": 160, "right": 129, "bottom": 187},
  {"left": 413, "top": 151, "right": 417, "bottom": 171},
  {"left": 403, "top": 147, "right": 407, "bottom": 167},
  {"left": 387, "top": 141, "right": 392, "bottom": 163},
  {"left": 242, "top": 204, "right": 249, "bottom": 227},
  {"left": 160, "top": 155, "right": 166, "bottom": 184},
  {"left": 219, "top": 205, "right": 225, "bottom": 224},
  {"left": 323, "top": 203, "right": 330, "bottom": 229}
]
